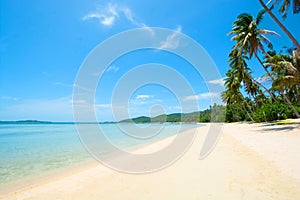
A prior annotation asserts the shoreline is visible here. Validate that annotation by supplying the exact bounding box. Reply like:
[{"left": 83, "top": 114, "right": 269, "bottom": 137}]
[
  {"left": 0, "top": 125, "right": 202, "bottom": 197},
  {"left": 2, "top": 121, "right": 300, "bottom": 199}
]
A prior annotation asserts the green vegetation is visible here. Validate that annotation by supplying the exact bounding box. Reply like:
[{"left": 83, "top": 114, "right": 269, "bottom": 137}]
[
  {"left": 0, "top": 120, "right": 53, "bottom": 124},
  {"left": 223, "top": 0, "right": 300, "bottom": 122},
  {"left": 119, "top": 104, "right": 225, "bottom": 123}
]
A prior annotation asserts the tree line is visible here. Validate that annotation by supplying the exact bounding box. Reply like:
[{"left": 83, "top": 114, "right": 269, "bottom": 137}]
[{"left": 222, "top": 0, "right": 300, "bottom": 122}]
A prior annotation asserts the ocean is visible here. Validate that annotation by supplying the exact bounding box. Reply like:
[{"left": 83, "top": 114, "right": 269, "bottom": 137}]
[{"left": 0, "top": 123, "right": 199, "bottom": 187}]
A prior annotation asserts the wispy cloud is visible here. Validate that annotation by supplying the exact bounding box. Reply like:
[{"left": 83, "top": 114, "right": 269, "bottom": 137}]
[
  {"left": 129, "top": 94, "right": 162, "bottom": 105},
  {"left": 51, "top": 81, "right": 74, "bottom": 88},
  {"left": 82, "top": 3, "right": 119, "bottom": 26},
  {"left": 135, "top": 94, "right": 152, "bottom": 100},
  {"left": 0, "top": 96, "right": 19, "bottom": 101},
  {"left": 159, "top": 26, "right": 182, "bottom": 50},
  {"left": 255, "top": 76, "right": 272, "bottom": 84},
  {"left": 83, "top": 3, "right": 151, "bottom": 30},
  {"left": 106, "top": 65, "right": 120, "bottom": 73},
  {"left": 208, "top": 78, "right": 225, "bottom": 86},
  {"left": 0, "top": 96, "right": 73, "bottom": 121},
  {"left": 183, "top": 92, "right": 219, "bottom": 101}
]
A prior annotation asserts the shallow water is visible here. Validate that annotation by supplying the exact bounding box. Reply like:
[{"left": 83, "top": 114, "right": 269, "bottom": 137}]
[{"left": 0, "top": 123, "right": 199, "bottom": 186}]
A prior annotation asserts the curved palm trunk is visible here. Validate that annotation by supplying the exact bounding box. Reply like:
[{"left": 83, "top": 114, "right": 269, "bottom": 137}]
[
  {"left": 254, "top": 51, "right": 300, "bottom": 118},
  {"left": 252, "top": 78, "right": 277, "bottom": 101},
  {"left": 258, "top": 0, "right": 300, "bottom": 50},
  {"left": 243, "top": 101, "right": 255, "bottom": 121},
  {"left": 296, "top": 87, "right": 300, "bottom": 105}
]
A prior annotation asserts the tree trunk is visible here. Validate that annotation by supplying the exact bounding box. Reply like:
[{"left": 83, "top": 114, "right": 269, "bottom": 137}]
[
  {"left": 254, "top": 51, "right": 300, "bottom": 118},
  {"left": 282, "top": 92, "right": 300, "bottom": 118},
  {"left": 295, "top": 87, "right": 300, "bottom": 106},
  {"left": 258, "top": 0, "right": 300, "bottom": 50},
  {"left": 293, "top": 49, "right": 300, "bottom": 71},
  {"left": 252, "top": 78, "right": 277, "bottom": 101},
  {"left": 243, "top": 101, "right": 255, "bottom": 121}
]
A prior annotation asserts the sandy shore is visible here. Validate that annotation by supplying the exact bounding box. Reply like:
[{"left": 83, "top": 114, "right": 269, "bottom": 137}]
[{"left": 1, "top": 121, "right": 300, "bottom": 199}]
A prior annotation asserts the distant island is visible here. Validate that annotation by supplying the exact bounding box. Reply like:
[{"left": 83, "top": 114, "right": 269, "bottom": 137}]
[
  {"left": 0, "top": 120, "right": 53, "bottom": 124},
  {"left": 120, "top": 112, "right": 201, "bottom": 123},
  {"left": 0, "top": 105, "right": 225, "bottom": 124},
  {"left": 119, "top": 104, "right": 225, "bottom": 123}
]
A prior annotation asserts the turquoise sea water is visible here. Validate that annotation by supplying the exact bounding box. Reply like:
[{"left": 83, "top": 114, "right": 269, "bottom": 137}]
[{"left": 0, "top": 123, "right": 199, "bottom": 187}]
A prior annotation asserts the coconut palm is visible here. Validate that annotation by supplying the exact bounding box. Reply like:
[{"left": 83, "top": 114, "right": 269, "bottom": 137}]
[
  {"left": 265, "top": 51, "right": 300, "bottom": 104},
  {"left": 229, "top": 48, "right": 276, "bottom": 101},
  {"left": 229, "top": 10, "right": 278, "bottom": 58},
  {"left": 223, "top": 69, "right": 241, "bottom": 102},
  {"left": 229, "top": 10, "right": 300, "bottom": 117},
  {"left": 276, "top": 0, "right": 300, "bottom": 18},
  {"left": 228, "top": 10, "right": 279, "bottom": 79},
  {"left": 258, "top": 0, "right": 300, "bottom": 49},
  {"left": 224, "top": 55, "right": 255, "bottom": 121}
]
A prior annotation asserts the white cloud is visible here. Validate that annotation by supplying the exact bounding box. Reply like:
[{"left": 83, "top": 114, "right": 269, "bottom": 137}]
[
  {"left": 51, "top": 81, "right": 74, "bottom": 88},
  {"left": 106, "top": 65, "right": 120, "bottom": 72},
  {"left": 183, "top": 92, "right": 219, "bottom": 101},
  {"left": 123, "top": 7, "right": 134, "bottom": 23},
  {"left": 159, "top": 26, "right": 182, "bottom": 50},
  {"left": 96, "top": 103, "right": 111, "bottom": 108},
  {"left": 83, "top": 3, "right": 152, "bottom": 30},
  {"left": 135, "top": 94, "right": 152, "bottom": 100},
  {"left": 255, "top": 76, "right": 272, "bottom": 84},
  {"left": 129, "top": 95, "right": 163, "bottom": 106},
  {"left": 208, "top": 78, "right": 225, "bottom": 86},
  {"left": 82, "top": 4, "right": 119, "bottom": 26}
]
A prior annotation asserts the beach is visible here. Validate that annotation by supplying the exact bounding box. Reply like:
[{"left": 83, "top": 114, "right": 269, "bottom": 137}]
[{"left": 1, "top": 121, "right": 300, "bottom": 200}]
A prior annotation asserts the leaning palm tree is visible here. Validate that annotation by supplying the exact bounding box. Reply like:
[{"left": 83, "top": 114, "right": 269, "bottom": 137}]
[
  {"left": 229, "top": 10, "right": 278, "bottom": 59},
  {"left": 265, "top": 51, "right": 300, "bottom": 104},
  {"left": 228, "top": 33, "right": 276, "bottom": 101},
  {"left": 276, "top": 0, "right": 300, "bottom": 19},
  {"left": 258, "top": 0, "right": 300, "bottom": 49},
  {"left": 223, "top": 64, "right": 255, "bottom": 121},
  {"left": 229, "top": 10, "right": 300, "bottom": 117}
]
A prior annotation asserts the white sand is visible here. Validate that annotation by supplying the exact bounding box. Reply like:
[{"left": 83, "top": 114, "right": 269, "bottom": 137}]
[{"left": 1, "top": 121, "right": 300, "bottom": 200}]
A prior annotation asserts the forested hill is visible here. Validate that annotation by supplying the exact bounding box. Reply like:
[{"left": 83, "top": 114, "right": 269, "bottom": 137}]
[
  {"left": 119, "top": 108, "right": 219, "bottom": 123},
  {"left": 119, "top": 112, "right": 198, "bottom": 123}
]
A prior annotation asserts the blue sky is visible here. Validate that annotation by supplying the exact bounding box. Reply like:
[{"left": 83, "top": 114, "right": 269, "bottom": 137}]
[{"left": 1, "top": 0, "right": 299, "bottom": 121}]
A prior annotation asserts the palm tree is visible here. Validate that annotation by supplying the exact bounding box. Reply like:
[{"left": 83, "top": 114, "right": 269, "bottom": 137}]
[
  {"left": 223, "top": 69, "right": 241, "bottom": 102},
  {"left": 228, "top": 10, "right": 278, "bottom": 78},
  {"left": 229, "top": 10, "right": 300, "bottom": 117},
  {"left": 277, "top": 0, "right": 300, "bottom": 18},
  {"left": 265, "top": 51, "right": 300, "bottom": 104},
  {"left": 223, "top": 57, "right": 255, "bottom": 121},
  {"left": 258, "top": 0, "right": 300, "bottom": 49},
  {"left": 229, "top": 10, "right": 278, "bottom": 57},
  {"left": 229, "top": 47, "right": 276, "bottom": 101}
]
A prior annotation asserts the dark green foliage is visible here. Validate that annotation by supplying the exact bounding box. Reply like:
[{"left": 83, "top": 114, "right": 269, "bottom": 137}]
[
  {"left": 119, "top": 106, "right": 227, "bottom": 123},
  {"left": 225, "top": 104, "right": 247, "bottom": 122},
  {"left": 121, "top": 116, "right": 151, "bottom": 123},
  {"left": 224, "top": 8, "right": 300, "bottom": 120},
  {"left": 224, "top": 100, "right": 300, "bottom": 122},
  {"left": 252, "top": 102, "right": 296, "bottom": 122},
  {"left": 199, "top": 110, "right": 210, "bottom": 122},
  {"left": 211, "top": 104, "right": 226, "bottom": 122}
]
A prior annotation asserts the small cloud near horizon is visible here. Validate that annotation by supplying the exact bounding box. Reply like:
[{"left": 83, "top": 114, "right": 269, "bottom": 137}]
[
  {"left": 106, "top": 65, "right": 120, "bottom": 73},
  {"left": 135, "top": 94, "right": 153, "bottom": 100},
  {"left": 183, "top": 92, "right": 219, "bottom": 101},
  {"left": 208, "top": 78, "right": 225, "bottom": 86}
]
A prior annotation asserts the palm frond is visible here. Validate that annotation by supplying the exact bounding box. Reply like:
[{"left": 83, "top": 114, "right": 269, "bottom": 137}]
[{"left": 256, "top": 9, "right": 266, "bottom": 24}]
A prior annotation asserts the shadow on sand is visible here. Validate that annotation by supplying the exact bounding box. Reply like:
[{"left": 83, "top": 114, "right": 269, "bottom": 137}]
[{"left": 259, "top": 122, "right": 300, "bottom": 132}]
